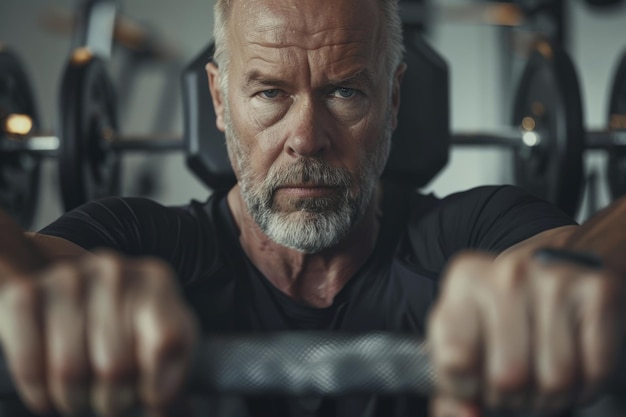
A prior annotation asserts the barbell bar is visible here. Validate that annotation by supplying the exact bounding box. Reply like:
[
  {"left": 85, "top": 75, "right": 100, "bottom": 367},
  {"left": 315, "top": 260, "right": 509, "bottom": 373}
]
[
  {"left": 2, "top": 40, "right": 626, "bottom": 219},
  {"left": 0, "top": 109, "right": 626, "bottom": 206},
  {"left": 3, "top": 115, "right": 626, "bottom": 155},
  {"left": 0, "top": 330, "right": 623, "bottom": 417},
  {"left": 1, "top": 126, "right": 183, "bottom": 155},
  {"left": 0, "top": 332, "right": 434, "bottom": 398}
]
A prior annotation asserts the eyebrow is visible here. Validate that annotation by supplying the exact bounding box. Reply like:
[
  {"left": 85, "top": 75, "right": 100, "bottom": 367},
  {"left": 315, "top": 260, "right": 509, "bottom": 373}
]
[
  {"left": 242, "top": 68, "right": 376, "bottom": 90},
  {"left": 328, "top": 69, "right": 375, "bottom": 88},
  {"left": 244, "top": 70, "right": 291, "bottom": 89}
]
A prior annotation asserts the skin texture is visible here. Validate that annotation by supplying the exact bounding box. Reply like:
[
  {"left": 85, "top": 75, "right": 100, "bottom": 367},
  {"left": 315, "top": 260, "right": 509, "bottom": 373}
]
[
  {"left": 1, "top": 0, "right": 626, "bottom": 416},
  {"left": 206, "top": 0, "right": 404, "bottom": 307}
]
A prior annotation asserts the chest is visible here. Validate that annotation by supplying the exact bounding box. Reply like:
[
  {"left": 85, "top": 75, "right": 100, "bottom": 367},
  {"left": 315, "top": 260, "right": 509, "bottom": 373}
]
[{"left": 183, "top": 257, "right": 440, "bottom": 337}]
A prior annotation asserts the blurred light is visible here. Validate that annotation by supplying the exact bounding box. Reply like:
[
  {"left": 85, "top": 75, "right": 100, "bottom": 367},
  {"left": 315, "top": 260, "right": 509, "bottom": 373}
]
[
  {"left": 71, "top": 47, "right": 93, "bottom": 65},
  {"left": 521, "top": 116, "right": 536, "bottom": 131},
  {"left": 5, "top": 113, "right": 33, "bottom": 137},
  {"left": 522, "top": 131, "right": 540, "bottom": 147},
  {"left": 536, "top": 41, "right": 553, "bottom": 60}
]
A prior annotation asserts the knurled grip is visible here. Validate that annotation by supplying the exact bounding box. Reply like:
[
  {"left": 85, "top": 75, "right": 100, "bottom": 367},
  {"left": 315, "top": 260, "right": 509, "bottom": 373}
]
[
  {"left": 190, "top": 332, "right": 434, "bottom": 396},
  {"left": 0, "top": 332, "right": 434, "bottom": 397}
]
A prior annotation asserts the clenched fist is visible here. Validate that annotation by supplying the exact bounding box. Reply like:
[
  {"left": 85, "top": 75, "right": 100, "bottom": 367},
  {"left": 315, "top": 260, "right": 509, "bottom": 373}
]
[
  {"left": 0, "top": 246, "right": 198, "bottom": 416},
  {"left": 428, "top": 248, "right": 625, "bottom": 417}
]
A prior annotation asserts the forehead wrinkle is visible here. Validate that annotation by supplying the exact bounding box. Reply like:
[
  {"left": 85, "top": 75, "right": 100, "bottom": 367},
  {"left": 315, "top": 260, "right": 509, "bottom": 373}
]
[
  {"left": 243, "top": 39, "right": 374, "bottom": 72},
  {"left": 229, "top": 0, "right": 385, "bottom": 87},
  {"left": 245, "top": 31, "right": 372, "bottom": 54}
]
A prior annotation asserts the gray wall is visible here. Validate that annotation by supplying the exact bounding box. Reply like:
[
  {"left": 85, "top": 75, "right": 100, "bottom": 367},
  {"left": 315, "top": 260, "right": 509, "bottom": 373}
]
[{"left": 1, "top": 0, "right": 625, "bottom": 231}]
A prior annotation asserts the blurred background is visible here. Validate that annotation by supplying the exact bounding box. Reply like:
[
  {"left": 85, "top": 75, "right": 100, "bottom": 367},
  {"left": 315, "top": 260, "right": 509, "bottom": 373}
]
[{"left": 0, "top": 0, "right": 624, "bottom": 230}]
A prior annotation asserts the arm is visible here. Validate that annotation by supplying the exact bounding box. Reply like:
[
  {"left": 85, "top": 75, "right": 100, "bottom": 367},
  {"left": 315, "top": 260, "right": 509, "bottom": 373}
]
[
  {"left": 25, "top": 233, "right": 89, "bottom": 260},
  {"left": 564, "top": 196, "right": 626, "bottom": 273}
]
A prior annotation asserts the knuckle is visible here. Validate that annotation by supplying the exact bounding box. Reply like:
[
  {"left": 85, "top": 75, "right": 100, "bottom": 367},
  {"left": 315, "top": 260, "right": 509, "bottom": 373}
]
[
  {"left": 585, "top": 274, "right": 621, "bottom": 304},
  {"left": 93, "top": 359, "right": 133, "bottom": 384},
  {"left": 537, "top": 370, "right": 576, "bottom": 398},
  {"left": 90, "top": 254, "right": 126, "bottom": 289},
  {"left": 583, "top": 362, "right": 612, "bottom": 388},
  {"left": 429, "top": 316, "right": 476, "bottom": 375},
  {"left": 151, "top": 322, "right": 185, "bottom": 357},
  {"left": 487, "top": 362, "right": 531, "bottom": 394},
  {"left": 2, "top": 279, "right": 39, "bottom": 313},
  {"left": 443, "top": 251, "right": 493, "bottom": 292},
  {"left": 492, "top": 258, "right": 527, "bottom": 292},
  {"left": 49, "top": 357, "right": 86, "bottom": 385},
  {"left": 436, "top": 347, "right": 475, "bottom": 376},
  {"left": 45, "top": 263, "right": 84, "bottom": 300},
  {"left": 138, "top": 259, "right": 175, "bottom": 286},
  {"left": 536, "top": 273, "right": 568, "bottom": 304}
]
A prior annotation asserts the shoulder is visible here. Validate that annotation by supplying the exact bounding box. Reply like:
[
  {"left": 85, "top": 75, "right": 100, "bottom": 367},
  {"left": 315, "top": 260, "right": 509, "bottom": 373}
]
[
  {"left": 404, "top": 185, "right": 576, "bottom": 272},
  {"left": 39, "top": 192, "right": 232, "bottom": 284},
  {"left": 410, "top": 184, "right": 573, "bottom": 226},
  {"left": 39, "top": 193, "right": 226, "bottom": 253}
]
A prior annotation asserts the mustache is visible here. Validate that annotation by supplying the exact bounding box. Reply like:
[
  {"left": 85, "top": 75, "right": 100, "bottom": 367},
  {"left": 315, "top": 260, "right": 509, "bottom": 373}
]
[{"left": 265, "top": 159, "right": 352, "bottom": 190}]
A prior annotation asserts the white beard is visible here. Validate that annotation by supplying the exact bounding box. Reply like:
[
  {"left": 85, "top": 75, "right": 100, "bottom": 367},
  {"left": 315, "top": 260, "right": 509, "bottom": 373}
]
[{"left": 223, "top": 103, "right": 392, "bottom": 254}]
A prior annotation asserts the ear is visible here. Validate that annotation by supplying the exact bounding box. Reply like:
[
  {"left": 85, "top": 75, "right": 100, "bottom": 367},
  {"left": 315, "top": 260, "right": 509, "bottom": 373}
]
[
  {"left": 390, "top": 63, "right": 406, "bottom": 130},
  {"left": 206, "top": 62, "right": 226, "bottom": 132}
]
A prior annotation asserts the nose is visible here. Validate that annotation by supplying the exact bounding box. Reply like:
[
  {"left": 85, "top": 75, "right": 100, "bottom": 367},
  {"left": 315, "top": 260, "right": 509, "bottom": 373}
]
[{"left": 284, "top": 97, "right": 330, "bottom": 158}]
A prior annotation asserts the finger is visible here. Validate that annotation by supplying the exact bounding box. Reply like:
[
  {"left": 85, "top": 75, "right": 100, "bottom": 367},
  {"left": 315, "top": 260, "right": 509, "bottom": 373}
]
[
  {"left": 429, "top": 253, "right": 487, "bottom": 400},
  {"left": 131, "top": 260, "right": 197, "bottom": 408},
  {"left": 0, "top": 279, "right": 51, "bottom": 413},
  {"left": 482, "top": 260, "right": 531, "bottom": 409},
  {"left": 530, "top": 264, "right": 579, "bottom": 412},
  {"left": 42, "top": 264, "right": 91, "bottom": 415},
  {"left": 430, "top": 395, "right": 482, "bottom": 417},
  {"left": 86, "top": 254, "right": 138, "bottom": 417},
  {"left": 576, "top": 271, "right": 624, "bottom": 404}
]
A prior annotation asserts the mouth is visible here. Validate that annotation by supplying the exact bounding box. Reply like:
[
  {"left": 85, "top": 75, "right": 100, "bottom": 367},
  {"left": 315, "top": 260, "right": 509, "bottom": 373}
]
[{"left": 275, "top": 184, "right": 341, "bottom": 199}]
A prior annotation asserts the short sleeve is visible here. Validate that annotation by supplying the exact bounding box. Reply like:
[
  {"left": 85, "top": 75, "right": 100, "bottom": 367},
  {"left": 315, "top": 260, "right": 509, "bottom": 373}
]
[
  {"left": 38, "top": 197, "right": 216, "bottom": 283},
  {"left": 408, "top": 185, "right": 578, "bottom": 273}
]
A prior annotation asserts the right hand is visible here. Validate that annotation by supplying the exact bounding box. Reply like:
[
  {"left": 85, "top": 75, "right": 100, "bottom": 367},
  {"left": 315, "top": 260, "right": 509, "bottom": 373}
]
[{"left": 0, "top": 213, "right": 198, "bottom": 416}]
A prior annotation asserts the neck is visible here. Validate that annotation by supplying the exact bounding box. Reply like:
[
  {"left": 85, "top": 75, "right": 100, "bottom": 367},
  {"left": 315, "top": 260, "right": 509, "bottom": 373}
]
[{"left": 227, "top": 184, "right": 383, "bottom": 308}]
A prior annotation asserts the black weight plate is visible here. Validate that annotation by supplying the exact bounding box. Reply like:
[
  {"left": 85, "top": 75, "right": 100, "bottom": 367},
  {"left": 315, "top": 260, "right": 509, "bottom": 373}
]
[
  {"left": 512, "top": 40, "right": 585, "bottom": 217},
  {"left": 0, "top": 48, "right": 41, "bottom": 229},
  {"left": 607, "top": 49, "right": 626, "bottom": 200},
  {"left": 58, "top": 48, "right": 121, "bottom": 211},
  {"left": 182, "top": 42, "right": 235, "bottom": 192},
  {"left": 383, "top": 32, "right": 450, "bottom": 188}
]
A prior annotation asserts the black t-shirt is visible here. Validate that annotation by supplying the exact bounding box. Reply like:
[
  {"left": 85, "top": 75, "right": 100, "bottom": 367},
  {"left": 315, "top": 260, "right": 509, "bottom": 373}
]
[{"left": 39, "top": 183, "right": 576, "bottom": 417}]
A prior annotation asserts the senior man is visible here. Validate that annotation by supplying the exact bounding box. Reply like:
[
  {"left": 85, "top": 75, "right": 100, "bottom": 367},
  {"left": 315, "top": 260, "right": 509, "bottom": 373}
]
[{"left": 0, "top": 0, "right": 625, "bottom": 416}]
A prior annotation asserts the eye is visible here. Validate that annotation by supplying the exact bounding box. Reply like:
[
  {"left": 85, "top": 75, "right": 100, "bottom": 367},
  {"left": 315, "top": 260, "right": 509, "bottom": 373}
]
[
  {"left": 332, "top": 87, "right": 356, "bottom": 99},
  {"left": 260, "top": 89, "right": 280, "bottom": 99}
]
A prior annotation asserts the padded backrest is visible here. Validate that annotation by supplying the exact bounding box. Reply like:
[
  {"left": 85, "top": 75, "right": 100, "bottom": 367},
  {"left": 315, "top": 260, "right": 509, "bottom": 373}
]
[{"left": 182, "top": 34, "right": 450, "bottom": 192}]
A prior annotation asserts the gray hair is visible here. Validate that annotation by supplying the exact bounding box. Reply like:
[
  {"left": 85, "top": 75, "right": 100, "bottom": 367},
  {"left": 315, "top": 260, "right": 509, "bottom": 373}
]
[{"left": 212, "top": 0, "right": 404, "bottom": 81}]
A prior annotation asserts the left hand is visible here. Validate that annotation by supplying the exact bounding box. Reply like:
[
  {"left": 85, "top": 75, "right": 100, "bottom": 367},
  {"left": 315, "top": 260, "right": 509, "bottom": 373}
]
[{"left": 427, "top": 249, "right": 626, "bottom": 417}]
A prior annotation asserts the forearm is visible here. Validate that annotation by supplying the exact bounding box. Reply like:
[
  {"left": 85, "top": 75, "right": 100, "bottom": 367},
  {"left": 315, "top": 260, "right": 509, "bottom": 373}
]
[
  {"left": 0, "top": 210, "right": 48, "bottom": 274},
  {"left": 0, "top": 210, "right": 87, "bottom": 276},
  {"left": 564, "top": 196, "right": 626, "bottom": 274}
]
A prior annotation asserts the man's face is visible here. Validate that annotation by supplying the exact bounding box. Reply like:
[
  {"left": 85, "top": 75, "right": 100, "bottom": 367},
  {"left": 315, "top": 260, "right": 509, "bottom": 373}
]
[{"left": 209, "top": 0, "right": 403, "bottom": 253}]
